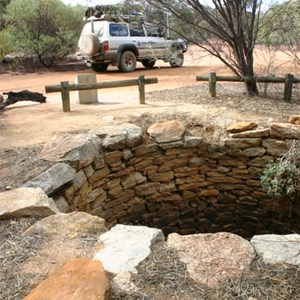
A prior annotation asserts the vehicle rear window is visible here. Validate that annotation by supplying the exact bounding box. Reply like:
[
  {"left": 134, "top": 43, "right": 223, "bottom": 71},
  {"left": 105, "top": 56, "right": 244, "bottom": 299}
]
[{"left": 110, "top": 24, "right": 128, "bottom": 36}]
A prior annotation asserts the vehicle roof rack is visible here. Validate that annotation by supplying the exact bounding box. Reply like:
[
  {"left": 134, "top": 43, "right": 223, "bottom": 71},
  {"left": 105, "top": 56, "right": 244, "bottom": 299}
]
[{"left": 84, "top": 5, "right": 145, "bottom": 23}]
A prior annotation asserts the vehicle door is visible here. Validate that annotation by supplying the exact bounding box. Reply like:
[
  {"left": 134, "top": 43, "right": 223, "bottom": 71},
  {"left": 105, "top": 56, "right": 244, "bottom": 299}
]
[
  {"left": 128, "top": 22, "right": 153, "bottom": 58},
  {"left": 107, "top": 23, "right": 131, "bottom": 54},
  {"left": 143, "top": 23, "right": 169, "bottom": 59}
]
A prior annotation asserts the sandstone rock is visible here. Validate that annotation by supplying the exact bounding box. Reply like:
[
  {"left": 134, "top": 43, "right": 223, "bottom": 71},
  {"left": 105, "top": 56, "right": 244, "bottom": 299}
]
[
  {"left": 147, "top": 121, "right": 185, "bottom": 143},
  {"left": 39, "top": 133, "right": 101, "bottom": 169},
  {"left": 91, "top": 123, "right": 143, "bottom": 150},
  {"left": 262, "top": 138, "right": 288, "bottom": 156},
  {"left": 227, "top": 122, "right": 257, "bottom": 133},
  {"left": 102, "top": 134, "right": 126, "bottom": 150},
  {"left": 270, "top": 123, "right": 300, "bottom": 139},
  {"left": 225, "top": 138, "right": 261, "bottom": 149},
  {"left": 121, "top": 172, "right": 146, "bottom": 189},
  {"left": 94, "top": 224, "right": 164, "bottom": 274},
  {"left": 112, "top": 272, "right": 138, "bottom": 294},
  {"left": 0, "top": 187, "right": 58, "bottom": 220},
  {"left": 251, "top": 234, "right": 300, "bottom": 265},
  {"left": 53, "top": 195, "right": 69, "bottom": 213},
  {"left": 184, "top": 136, "right": 202, "bottom": 148},
  {"left": 24, "top": 211, "right": 107, "bottom": 238},
  {"left": 24, "top": 259, "right": 111, "bottom": 300},
  {"left": 231, "top": 128, "right": 270, "bottom": 138},
  {"left": 159, "top": 140, "right": 184, "bottom": 149},
  {"left": 72, "top": 169, "right": 88, "bottom": 190},
  {"left": 248, "top": 155, "right": 274, "bottom": 167},
  {"left": 23, "top": 163, "right": 76, "bottom": 195},
  {"left": 242, "top": 147, "right": 266, "bottom": 157},
  {"left": 149, "top": 171, "right": 174, "bottom": 182},
  {"left": 288, "top": 115, "right": 300, "bottom": 125},
  {"left": 167, "top": 232, "right": 255, "bottom": 288}
]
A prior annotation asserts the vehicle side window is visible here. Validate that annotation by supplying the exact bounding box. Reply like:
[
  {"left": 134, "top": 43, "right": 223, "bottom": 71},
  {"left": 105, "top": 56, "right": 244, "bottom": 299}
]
[
  {"left": 129, "top": 23, "right": 145, "bottom": 37},
  {"left": 109, "top": 24, "right": 128, "bottom": 37},
  {"left": 145, "top": 25, "right": 160, "bottom": 37}
]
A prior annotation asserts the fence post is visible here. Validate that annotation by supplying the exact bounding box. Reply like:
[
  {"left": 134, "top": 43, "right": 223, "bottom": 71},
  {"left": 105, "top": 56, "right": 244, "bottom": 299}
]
[
  {"left": 138, "top": 75, "right": 146, "bottom": 104},
  {"left": 284, "top": 73, "right": 294, "bottom": 102},
  {"left": 209, "top": 72, "right": 217, "bottom": 97},
  {"left": 61, "top": 81, "right": 71, "bottom": 112}
]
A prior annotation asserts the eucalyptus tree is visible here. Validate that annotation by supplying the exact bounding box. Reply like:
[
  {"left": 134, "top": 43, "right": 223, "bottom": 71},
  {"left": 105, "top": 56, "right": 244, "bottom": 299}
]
[{"left": 145, "top": 0, "right": 290, "bottom": 96}]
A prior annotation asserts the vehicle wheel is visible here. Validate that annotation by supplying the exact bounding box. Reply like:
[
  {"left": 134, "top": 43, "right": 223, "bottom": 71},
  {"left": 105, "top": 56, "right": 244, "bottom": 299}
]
[
  {"left": 91, "top": 63, "right": 109, "bottom": 72},
  {"left": 170, "top": 51, "right": 184, "bottom": 68},
  {"left": 118, "top": 51, "right": 137, "bottom": 72},
  {"left": 79, "top": 33, "right": 100, "bottom": 56},
  {"left": 141, "top": 59, "right": 156, "bottom": 69}
]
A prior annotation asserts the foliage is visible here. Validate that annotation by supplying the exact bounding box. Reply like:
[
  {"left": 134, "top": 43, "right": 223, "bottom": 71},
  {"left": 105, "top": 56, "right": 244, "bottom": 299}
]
[
  {"left": 0, "top": 0, "right": 11, "bottom": 30},
  {"left": 0, "top": 30, "right": 12, "bottom": 61},
  {"left": 3, "top": 0, "right": 84, "bottom": 67},
  {"left": 260, "top": 0, "right": 300, "bottom": 65},
  {"left": 261, "top": 140, "right": 300, "bottom": 198}
]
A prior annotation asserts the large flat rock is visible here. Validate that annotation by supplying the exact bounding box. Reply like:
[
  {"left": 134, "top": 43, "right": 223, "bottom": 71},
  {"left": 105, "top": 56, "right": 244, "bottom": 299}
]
[
  {"left": 23, "top": 163, "right": 76, "bottom": 195},
  {"left": 24, "top": 259, "right": 111, "bottom": 300},
  {"left": 251, "top": 234, "right": 300, "bottom": 265},
  {"left": 0, "top": 187, "right": 58, "bottom": 220},
  {"left": 94, "top": 224, "right": 164, "bottom": 274},
  {"left": 167, "top": 232, "right": 256, "bottom": 288},
  {"left": 38, "top": 133, "right": 101, "bottom": 168}
]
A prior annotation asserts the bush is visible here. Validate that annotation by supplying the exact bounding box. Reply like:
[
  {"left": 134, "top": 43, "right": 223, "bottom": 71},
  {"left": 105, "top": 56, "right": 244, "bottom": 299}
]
[
  {"left": 0, "top": 31, "right": 12, "bottom": 61},
  {"left": 4, "top": 0, "right": 84, "bottom": 67},
  {"left": 261, "top": 141, "right": 300, "bottom": 198}
]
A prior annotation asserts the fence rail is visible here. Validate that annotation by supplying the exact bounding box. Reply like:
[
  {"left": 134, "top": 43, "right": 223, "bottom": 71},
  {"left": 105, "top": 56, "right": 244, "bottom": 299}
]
[
  {"left": 196, "top": 73, "right": 300, "bottom": 101},
  {"left": 45, "top": 75, "right": 158, "bottom": 112}
]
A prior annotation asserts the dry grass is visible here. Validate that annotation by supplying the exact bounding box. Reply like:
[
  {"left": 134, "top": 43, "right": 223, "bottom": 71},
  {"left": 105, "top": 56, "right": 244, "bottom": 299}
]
[
  {"left": 112, "top": 244, "right": 300, "bottom": 300},
  {"left": 0, "top": 145, "right": 54, "bottom": 193},
  {"left": 0, "top": 217, "right": 46, "bottom": 300},
  {"left": 216, "top": 260, "right": 300, "bottom": 300},
  {"left": 147, "top": 83, "right": 300, "bottom": 124},
  {"left": 112, "top": 243, "right": 212, "bottom": 300}
]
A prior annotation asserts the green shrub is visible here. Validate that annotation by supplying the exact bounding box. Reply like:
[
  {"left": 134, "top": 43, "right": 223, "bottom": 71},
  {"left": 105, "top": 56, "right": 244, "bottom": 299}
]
[
  {"left": 0, "top": 31, "right": 12, "bottom": 61},
  {"left": 261, "top": 141, "right": 300, "bottom": 198}
]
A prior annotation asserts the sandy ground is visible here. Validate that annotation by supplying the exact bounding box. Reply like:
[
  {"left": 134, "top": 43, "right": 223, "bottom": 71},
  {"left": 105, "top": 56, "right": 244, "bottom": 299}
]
[{"left": 1, "top": 46, "right": 298, "bottom": 148}]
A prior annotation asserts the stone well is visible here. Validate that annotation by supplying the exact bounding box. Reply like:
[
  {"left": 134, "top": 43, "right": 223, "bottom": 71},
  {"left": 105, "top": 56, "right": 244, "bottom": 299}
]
[{"left": 24, "top": 121, "right": 300, "bottom": 238}]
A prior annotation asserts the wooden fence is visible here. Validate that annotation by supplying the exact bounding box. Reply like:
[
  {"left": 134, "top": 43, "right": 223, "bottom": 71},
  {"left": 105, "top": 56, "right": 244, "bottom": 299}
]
[
  {"left": 196, "top": 72, "right": 300, "bottom": 102},
  {"left": 45, "top": 75, "right": 158, "bottom": 112}
]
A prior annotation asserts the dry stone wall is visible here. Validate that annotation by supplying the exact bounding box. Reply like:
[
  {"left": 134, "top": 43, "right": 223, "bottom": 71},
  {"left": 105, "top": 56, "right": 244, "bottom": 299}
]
[{"left": 31, "top": 121, "right": 300, "bottom": 238}]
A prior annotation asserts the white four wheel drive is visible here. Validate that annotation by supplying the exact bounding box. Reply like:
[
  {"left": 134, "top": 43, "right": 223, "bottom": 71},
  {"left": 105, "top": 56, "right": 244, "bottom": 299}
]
[{"left": 77, "top": 13, "right": 187, "bottom": 72}]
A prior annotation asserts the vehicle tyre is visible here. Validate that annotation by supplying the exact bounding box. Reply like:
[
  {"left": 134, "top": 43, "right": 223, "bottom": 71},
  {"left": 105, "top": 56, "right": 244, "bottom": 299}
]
[
  {"left": 79, "top": 33, "right": 100, "bottom": 56},
  {"left": 118, "top": 51, "right": 137, "bottom": 72},
  {"left": 91, "top": 63, "right": 109, "bottom": 72},
  {"left": 141, "top": 59, "right": 156, "bottom": 69},
  {"left": 169, "top": 51, "right": 184, "bottom": 68}
]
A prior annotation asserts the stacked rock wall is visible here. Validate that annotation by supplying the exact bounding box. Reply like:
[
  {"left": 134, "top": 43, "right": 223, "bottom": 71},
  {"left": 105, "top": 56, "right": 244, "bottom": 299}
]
[{"left": 29, "top": 121, "right": 300, "bottom": 238}]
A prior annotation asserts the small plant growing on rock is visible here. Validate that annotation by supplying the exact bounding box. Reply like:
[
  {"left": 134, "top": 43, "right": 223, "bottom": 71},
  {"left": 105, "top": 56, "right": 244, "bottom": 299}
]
[{"left": 261, "top": 140, "right": 300, "bottom": 198}]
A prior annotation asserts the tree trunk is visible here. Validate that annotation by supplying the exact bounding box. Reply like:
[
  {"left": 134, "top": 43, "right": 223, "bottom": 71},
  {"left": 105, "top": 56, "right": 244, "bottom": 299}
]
[{"left": 244, "top": 76, "right": 259, "bottom": 96}]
